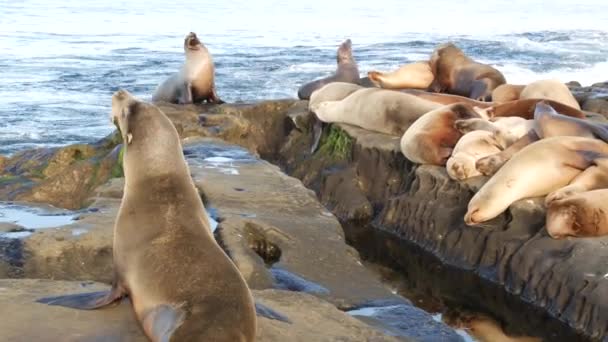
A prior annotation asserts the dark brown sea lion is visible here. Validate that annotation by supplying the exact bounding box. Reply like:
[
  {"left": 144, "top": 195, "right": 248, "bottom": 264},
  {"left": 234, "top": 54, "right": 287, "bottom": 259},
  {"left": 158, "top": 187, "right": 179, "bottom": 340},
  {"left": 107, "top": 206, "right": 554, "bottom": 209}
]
[
  {"left": 297, "top": 39, "right": 360, "bottom": 100},
  {"left": 400, "top": 103, "right": 482, "bottom": 165},
  {"left": 152, "top": 32, "right": 223, "bottom": 104},
  {"left": 36, "top": 90, "right": 287, "bottom": 341},
  {"left": 427, "top": 43, "right": 506, "bottom": 101},
  {"left": 399, "top": 89, "right": 494, "bottom": 109}
]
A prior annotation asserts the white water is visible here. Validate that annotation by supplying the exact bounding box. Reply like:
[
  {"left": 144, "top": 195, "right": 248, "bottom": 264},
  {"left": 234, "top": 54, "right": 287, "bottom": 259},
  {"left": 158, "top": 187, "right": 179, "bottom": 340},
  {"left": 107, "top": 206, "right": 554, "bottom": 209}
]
[{"left": 1, "top": 0, "right": 607, "bottom": 154}]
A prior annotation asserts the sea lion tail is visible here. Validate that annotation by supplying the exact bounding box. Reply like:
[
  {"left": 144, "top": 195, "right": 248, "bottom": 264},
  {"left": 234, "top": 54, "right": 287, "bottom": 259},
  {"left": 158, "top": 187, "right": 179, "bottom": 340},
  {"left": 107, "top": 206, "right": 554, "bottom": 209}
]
[{"left": 255, "top": 302, "right": 292, "bottom": 324}]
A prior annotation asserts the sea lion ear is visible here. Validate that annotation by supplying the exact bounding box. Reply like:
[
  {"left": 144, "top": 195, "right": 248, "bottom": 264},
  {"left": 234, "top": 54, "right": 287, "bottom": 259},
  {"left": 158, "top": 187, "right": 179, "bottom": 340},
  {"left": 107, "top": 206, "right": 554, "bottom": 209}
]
[{"left": 121, "top": 102, "right": 138, "bottom": 145}]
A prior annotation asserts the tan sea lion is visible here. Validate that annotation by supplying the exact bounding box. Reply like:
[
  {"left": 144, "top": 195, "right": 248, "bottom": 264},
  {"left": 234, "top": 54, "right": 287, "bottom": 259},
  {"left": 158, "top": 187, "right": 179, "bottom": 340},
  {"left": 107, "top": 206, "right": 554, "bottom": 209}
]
[
  {"left": 545, "top": 157, "right": 608, "bottom": 205},
  {"left": 519, "top": 79, "right": 580, "bottom": 109},
  {"left": 446, "top": 130, "right": 503, "bottom": 180},
  {"left": 400, "top": 103, "right": 481, "bottom": 165},
  {"left": 428, "top": 43, "right": 506, "bottom": 101},
  {"left": 308, "top": 82, "right": 365, "bottom": 153},
  {"left": 444, "top": 310, "right": 541, "bottom": 342},
  {"left": 36, "top": 90, "right": 286, "bottom": 341},
  {"left": 491, "top": 84, "right": 525, "bottom": 103},
  {"left": 476, "top": 101, "right": 608, "bottom": 176},
  {"left": 297, "top": 39, "right": 360, "bottom": 100},
  {"left": 308, "top": 82, "right": 363, "bottom": 110},
  {"left": 310, "top": 87, "right": 441, "bottom": 136},
  {"left": 152, "top": 32, "right": 223, "bottom": 105},
  {"left": 454, "top": 116, "right": 533, "bottom": 147},
  {"left": 367, "top": 61, "right": 434, "bottom": 90},
  {"left": 546, "top": 189, "right": 608, "bottom": 239},
  {"left": 464, "top": 136, "right": 608, "bottom": 226}
]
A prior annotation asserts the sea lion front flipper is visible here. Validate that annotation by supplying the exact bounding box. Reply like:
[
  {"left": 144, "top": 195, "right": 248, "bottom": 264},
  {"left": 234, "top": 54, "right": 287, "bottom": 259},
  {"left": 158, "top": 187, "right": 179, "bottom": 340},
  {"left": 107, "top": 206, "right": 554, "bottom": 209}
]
[
  {"left": 178, "top": 82, "right": 193, "bottom": 105},
  {"left": 254, "top": 302, "right": 292, "bottom": 323},
  {"left": 36, "top": 286, "right": 125, "bottom": 310},
  {"left": 310, "top": 119, "right": 326, "bottom": 153},
  {"left": 209, "top": 86, "right": 225, "bottom": 104},
  {"left": 141, "top": 304, "right": 186, "bottom": 342}
]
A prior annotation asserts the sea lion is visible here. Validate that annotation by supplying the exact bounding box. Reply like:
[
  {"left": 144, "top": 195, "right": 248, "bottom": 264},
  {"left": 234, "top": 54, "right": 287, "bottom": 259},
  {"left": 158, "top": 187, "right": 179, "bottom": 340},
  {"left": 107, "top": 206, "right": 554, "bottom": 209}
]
[
  {"left": 297, "top": 39, "right": 360, "bottom": 100},
  {"left": 454, "top": 116, "right": 533, "bottom": 147},
  {"left": 307, "top": 82, "right": 364, "bottom": 153},
  {"left": 519, "top": 79, "right": 580, "bottom": 109},
  {"left": 481, "top": 98, "right": 586, "bottom": 119},
  {"left": 476, "top": 101, "right": 608, "bottom": 176},
  {"left": 152, "top": 32, "right": 223, "bottom": 105},
  {"left": 546, "top": 189, "right": 608, "bottom": 239},
  {"left": 310, "top": 88, "right": 441, "bottom": 136},
  {"left": 399, "top": 89, "right": 494, "bottom": 109},
  {"left": 308, "top": 82, "right": 364, "bottom": 110},
  {"left": 545, "top": 157, "right": 608, "bottom": 205},
  {"left": 491, "top": 84, "right": 525, "bottom": 103},
  {"left": 36, "top": 90, "right": 281, "bottom": 341},
  {"left": 367, "top": 61, "right": 434, "bottom": 90},
  {"left": 464, "top": 136, "right": 608, "bottom": 226},
  {"left": 444, "top": 310, "right": 541, "bottom": 342},
  {"left": 427, "top": 42, "right": 506, "bottom": 101},
  {"left": 446, "top": 130, "right": 503, "bottom": 180},
  {"left": 400, "top": 103, "right": 481, "bottom": 165}
]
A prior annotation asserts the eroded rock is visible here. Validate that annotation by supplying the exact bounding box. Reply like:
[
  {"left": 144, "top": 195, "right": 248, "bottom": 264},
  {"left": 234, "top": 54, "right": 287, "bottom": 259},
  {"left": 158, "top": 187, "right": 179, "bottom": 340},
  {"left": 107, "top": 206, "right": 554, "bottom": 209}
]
[{"left": 0, "top": 279, "right": 404, "bottom": 342}]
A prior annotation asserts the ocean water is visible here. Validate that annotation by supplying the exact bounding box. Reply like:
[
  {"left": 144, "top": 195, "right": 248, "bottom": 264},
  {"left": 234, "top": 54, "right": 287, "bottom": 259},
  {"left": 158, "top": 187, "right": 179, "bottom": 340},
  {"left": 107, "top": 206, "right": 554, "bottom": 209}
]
[{"left": 1, "top": 0, "right": 608, "bottom": 155}]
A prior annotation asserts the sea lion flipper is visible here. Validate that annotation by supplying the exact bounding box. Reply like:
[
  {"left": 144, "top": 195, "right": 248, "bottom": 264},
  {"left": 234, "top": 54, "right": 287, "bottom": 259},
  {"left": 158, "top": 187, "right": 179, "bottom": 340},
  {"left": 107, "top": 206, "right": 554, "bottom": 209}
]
[
  {"left": 310, "top": 119, "right": 325, "bottom": 153},
  {"left": 254, "top": 302, "right": 292, "bottom": 323},
  {"left": 36, "top": 287, "right": 125, "bottom": 310},
  {"left": 141, "top": 304, "right": 186, "bottom": 342},
  {"left": 178, "top": 82, "right": 193, "bottom": 105},
  {"left": 210, "top": 86, "right": 225, "bottom": 104}
]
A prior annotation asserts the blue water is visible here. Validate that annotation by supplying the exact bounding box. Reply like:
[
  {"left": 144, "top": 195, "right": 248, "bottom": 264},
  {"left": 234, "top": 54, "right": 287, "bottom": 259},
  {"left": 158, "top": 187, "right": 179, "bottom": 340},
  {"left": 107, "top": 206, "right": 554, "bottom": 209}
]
[{"left": 1, "top": 0, "right": 608, "bottom": 155}]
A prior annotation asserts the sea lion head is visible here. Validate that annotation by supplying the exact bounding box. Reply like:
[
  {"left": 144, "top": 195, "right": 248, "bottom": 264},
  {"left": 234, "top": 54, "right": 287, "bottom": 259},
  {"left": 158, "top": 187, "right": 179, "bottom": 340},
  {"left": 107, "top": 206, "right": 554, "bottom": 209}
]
[
  {"left": 337, "top": 38, "right": 354, "bottom": 64},
  {"left": 111, "top": 89, "right": 140, "bottom": 145},
  {"left": 546, "top": 197, "right": 600, "bottom": 239},
  {"left": 183, "top": 32, "right": 202, "bottom": 51}
]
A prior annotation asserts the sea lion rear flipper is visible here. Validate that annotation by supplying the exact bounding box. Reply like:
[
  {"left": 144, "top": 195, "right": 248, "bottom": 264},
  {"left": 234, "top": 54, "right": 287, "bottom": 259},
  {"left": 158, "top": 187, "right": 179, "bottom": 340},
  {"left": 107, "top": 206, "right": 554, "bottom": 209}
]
[
  {"left": 36, "top": 286, "right": 125, "bottom": 310},
  {"left": 254, "top": 302, "right": 292, "bottom": 323},
  {"left": 141, "top": 304, "right": 186, "bottom": 342},
  {"left": 310, "top": 119, "right": 326, "bottom": 153}
]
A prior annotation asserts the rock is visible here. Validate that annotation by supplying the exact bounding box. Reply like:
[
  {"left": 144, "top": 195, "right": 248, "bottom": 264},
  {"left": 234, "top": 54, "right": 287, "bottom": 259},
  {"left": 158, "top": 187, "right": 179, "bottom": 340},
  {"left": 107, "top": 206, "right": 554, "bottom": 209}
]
[
  {"left": 0, "top": 222, "right": 28, "bottom": 233},
  {"left": 591, "top": 81, "right": 608, "bottom": 88},
  {"left": 582, "top": 97, "right": 608, "bottom": 117},
  {"left": 277, "top": 121, "right": 608, "bottom": 340},
  {"left": 566, "top": 81, "right": 582, "bottom": 88},
  {"left": 0, "top": 137, "right": 462, "bottom": 341},
  {"left": 0, "top": 134, "right": 123, "bottom": 210},
  {"left": 158, "top": 99, "right": 300, "bottom": 159},
  {"left": 0, "top": 279, "right": 404, "bottom": 342}
]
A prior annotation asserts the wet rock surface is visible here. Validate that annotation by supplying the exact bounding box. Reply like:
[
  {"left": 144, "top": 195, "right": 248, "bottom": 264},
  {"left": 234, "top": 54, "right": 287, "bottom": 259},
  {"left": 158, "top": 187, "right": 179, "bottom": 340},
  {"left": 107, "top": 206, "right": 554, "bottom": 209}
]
[{"left": 0, "top": 279, "right": 404, "bottom": 342}]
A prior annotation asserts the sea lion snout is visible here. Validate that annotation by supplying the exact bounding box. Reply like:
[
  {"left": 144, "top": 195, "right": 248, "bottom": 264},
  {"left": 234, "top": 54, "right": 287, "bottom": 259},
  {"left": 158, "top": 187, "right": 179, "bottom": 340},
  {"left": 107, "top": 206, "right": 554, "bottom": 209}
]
[{"left": 184, "top": 32, "right": 201, "bottom": 50}]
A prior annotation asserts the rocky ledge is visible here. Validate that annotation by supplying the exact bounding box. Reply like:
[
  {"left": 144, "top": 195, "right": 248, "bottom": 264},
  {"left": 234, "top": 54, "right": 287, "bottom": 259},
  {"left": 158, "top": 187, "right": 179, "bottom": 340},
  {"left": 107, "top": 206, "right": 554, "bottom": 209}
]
[
  {"left": 0, "top": 137, "right": 461, "bottom": 341},
  {"left": 2, "top": 85, "right": 608, "bottom": 341}
]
